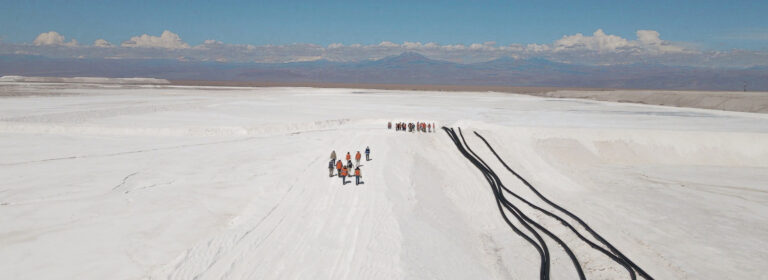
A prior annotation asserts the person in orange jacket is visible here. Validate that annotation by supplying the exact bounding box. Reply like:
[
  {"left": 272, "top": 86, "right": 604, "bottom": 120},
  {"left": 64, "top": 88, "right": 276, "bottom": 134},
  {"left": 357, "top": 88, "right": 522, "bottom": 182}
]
[
  {"left": 355, "top": 151, "right": 361, "bottom": 165},
  {"left": 341, "top": 166, "right": 349, "bottom": 185},
  {"left": 354, "top": 166, "right": 363, "bottom": 185},
  {"left": 346, "top": 152, "right": 351, "bottom": 161},
  {"left": 336, "top": 160, "right": 343, "bottom": 177}
]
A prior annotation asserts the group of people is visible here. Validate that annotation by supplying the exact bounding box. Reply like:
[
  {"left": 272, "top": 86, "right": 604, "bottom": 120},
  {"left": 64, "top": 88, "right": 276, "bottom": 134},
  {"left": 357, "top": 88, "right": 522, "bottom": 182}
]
[
  {"left": 388, "top": 121, "right": 437, "bottom": 133},
  {"left": 329, "top": 147, "right": 370, "bottom": 186}
]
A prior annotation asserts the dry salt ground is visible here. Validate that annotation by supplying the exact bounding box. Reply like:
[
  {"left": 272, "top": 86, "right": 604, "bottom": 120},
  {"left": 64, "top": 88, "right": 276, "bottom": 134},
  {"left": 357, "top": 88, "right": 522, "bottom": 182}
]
[{"left": 1, "top": 81, "right": 767, "bottom": 279}]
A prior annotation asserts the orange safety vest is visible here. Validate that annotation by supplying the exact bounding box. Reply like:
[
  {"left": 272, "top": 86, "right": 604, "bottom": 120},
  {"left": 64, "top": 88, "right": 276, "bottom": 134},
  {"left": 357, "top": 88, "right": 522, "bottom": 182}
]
[
  {"left": 354, "top": 168, "right": 360, "bottom": 176},
  {"left": 346, "top": 153, "right": 351, "bottom": 161},
  {"left": 336, "top": 161, "right": 342, "bottom": 169},
  {"left": 355, "top": 152, "right": 361, "bottom": 160},
  {"left": 341, "top": 168, "right": 348, "bottom": 176}
]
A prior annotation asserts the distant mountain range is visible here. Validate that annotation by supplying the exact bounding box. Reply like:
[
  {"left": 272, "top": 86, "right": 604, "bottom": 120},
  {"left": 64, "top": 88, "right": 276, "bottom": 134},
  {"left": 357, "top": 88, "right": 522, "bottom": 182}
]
[{"left": 2, "top": 52, "right": 767, "bottom": 91}]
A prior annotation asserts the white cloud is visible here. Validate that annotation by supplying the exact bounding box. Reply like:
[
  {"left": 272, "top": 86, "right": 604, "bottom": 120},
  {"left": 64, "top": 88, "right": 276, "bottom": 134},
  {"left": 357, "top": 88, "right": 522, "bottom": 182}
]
[
  {"left": 33, "top": 31, "right": 78, "bottom": 47},
  {"left": 93, "top": 39, "right": 113, "bottom": 48},
  {"left": 552, "top": 29, "right": 688, "bottom": 54},
  {"left": 526, "top": 43, "right": 550, "bottom": 52},
  {"left": 402, "top": 41, "right": 422, "bottom": 49},
  {"left": 442, "top": 44, "right": 467, "bottom": 51},
  {"left": 378, "top": 41, "right": 399, "bottom": 47},
  {"left": 469, "top": 42, "right": 496, "bottom": 51},
  {"left": 121, "top": 30, "right": 189, "bottom": 49},
  {"left": 554, "top": 29, "right": 629, "bottom": 52},
  {"left": 422, "top": 42, "right": 439, "bottom": 49},
  {"left": 635, "top": 30, "right": 687, "bottom": 54},
  {"left": 328, "top": 43, "right": 344, "bottom": 49},
  {"left": 637, "top": 30, "right": 661, "bottom": 45},
  {"left": 499, "top": 44, "right": 524, "bottom": 51},
  {"left": 5, "top": 28, "right": 758, "bottom": 66}
]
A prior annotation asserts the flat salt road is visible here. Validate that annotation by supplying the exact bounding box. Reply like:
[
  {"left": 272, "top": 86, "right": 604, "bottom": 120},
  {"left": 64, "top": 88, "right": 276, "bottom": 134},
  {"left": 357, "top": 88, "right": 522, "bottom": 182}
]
[{"left": 0, "top": 82, "right": 767, "bottom": 279}]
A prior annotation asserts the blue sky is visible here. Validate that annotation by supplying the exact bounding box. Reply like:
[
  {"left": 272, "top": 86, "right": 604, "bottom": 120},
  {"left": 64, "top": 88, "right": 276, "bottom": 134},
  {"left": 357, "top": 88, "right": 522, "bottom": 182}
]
[{"left": 2, "top": 0, "right": 767, "bottom": 50}]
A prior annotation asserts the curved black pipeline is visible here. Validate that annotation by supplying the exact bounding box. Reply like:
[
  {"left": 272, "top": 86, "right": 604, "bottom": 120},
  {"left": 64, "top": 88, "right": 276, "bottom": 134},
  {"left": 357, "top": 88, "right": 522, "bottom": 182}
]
[{"left": 473, "top": 131, "right": 652, "bottom": 280}]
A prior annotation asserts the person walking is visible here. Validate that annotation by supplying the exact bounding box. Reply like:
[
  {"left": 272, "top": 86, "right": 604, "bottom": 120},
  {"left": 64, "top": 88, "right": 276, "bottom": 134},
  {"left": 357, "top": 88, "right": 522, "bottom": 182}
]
[
  {"left": 328, "top": 159, "right": 335, "bottom": 177},
  {"left": 346, "top": 152, "right": 351, "bottom": 162},
  {"left": 388, "top": 122, "right": 392, "bottom": 130},
  {"left": 336, "top": 160, "right": 343, "bottom": 177},
  {"left": 365, "top": 146, "right": 371, "bottom": 161},
  {"left": 330, "top": 150, "right": 336, "bottom": 162},
  {"left": 355, "top": 151, "right": 362, "bottom": 165},
  {"left": 341, "top": 167, "right": 349, "bottom": 185},
  {"left": 354, "top": 166, "right": 364, "bottom": 185},
  {"left": 346, "top": 160, "right": 354, "bottom": 177}
]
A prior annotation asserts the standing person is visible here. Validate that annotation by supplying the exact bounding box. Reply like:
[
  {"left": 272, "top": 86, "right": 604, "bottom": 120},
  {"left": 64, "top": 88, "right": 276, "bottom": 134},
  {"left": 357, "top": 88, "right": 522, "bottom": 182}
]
[
  {"left": 328, "top": 159, "right": 335, "bottom": 177},
  {"left": 346, "top": 152, "right": 351, "bottom": 162},
  {"left": 354, "top": 166, "right": 364, "bottom": 185},
  {"left": 347, "top": 160, "right": 354, "bottom": 177},
  {"left": 365, "top": 146, "right": 371, "bottom": 161},
  {"left": 341, "top": 166, "right": 348, "bottom": 185},
  {"left": 355, "top": 151, "right": 361, "bottom": 165},
  {"left": 428, "top": 123, "right": 431, "bottom": 132},
  {"left": 330, "top": 150, "right": 336, "bottom": 161},
  {"left": 388, "top": 122, "right": 392, "bottom": 130},
  {"left": 336, "top": 160, "right": 343, "bottom": 177}
]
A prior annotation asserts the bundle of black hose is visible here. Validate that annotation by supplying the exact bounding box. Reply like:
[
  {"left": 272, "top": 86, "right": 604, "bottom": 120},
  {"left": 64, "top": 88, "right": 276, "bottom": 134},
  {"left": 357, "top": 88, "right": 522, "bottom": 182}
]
[
  {"left": 441, "top": 127, "right": 549, "bottom": 280},
  {"left": 444, "top": 127, "right": 590, "bottom": 280},
  {"left": 473, "top": 131, "right": 653, "bottom": 280},
  {"left": 473, "top": 132, "right": 638, "bottom": 280},
  {"left": 456, "top": 128, "right": 587, "bottom": 280}
]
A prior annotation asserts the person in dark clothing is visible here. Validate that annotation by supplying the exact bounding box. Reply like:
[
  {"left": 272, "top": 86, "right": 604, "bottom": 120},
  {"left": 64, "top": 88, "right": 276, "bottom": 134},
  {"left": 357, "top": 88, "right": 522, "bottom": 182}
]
[
  {"left": 328, "top": 159, "right": 335, "bottom": 177},
  {"left": 365, "top": 146, "right": 371, "bottom": 161},
  {"left": 346, "top": 160, "right": 354, "bottom": 177}
]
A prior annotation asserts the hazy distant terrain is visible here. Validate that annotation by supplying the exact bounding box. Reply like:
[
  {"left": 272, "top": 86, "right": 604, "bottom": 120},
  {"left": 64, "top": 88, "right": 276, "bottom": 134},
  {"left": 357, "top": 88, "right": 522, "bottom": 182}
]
[
  {"left": 170, "top": 80, "right": 768, "bottom": 114},
  {"left": 2, "top": 52, "right": 767, "bottom": 91}
]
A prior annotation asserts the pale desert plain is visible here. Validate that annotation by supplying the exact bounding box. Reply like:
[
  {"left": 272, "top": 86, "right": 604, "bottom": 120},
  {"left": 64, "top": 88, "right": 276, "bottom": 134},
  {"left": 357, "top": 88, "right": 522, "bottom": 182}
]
[{"left": 1, "top": 78, "right": 767, "bottom": 279}]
